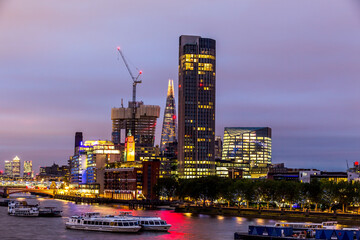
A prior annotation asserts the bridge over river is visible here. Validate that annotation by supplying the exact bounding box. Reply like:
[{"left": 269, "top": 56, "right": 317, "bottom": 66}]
[{"left": 0, "top": 186, "right": 55, "bottom": 198}]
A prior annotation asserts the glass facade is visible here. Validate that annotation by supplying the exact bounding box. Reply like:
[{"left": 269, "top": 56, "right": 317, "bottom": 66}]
[
  {"left": 70, "top": 140, "right": 120, "bottom": 184},
  {"left": 222, "top": 127, "right": 272, "bottom": 178},
  {"left": 160, "top": 79, "right": 177, "bottom": 151},
  {"left": 178, "top": 35, "right": 216, "bottom": 178},
  {"left": 23, "top": 160, "right": 33, "bottom": 178}
]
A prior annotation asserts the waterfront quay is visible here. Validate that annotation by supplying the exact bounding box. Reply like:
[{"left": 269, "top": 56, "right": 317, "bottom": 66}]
[
  {"left": 54, "top": 194, "right": 174, "bottom": 209},
  {"left": 175, "top": 205, "right": 360, "bottom": 225}
]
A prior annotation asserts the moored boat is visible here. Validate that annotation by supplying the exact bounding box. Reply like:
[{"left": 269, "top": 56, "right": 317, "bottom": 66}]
[
  {"left": 274, "top": 221, "right": 337, "bottom": 231},
  {"left": 39, "top": 207, "right": 62, "bottom": 217},
  {"left": 8, "top": 200, "right": 62, "bottom": 217},
  {"left": 117, "top": 211, "right": 172, "bottom": 231},
  {"left": 8, "top": 201, "right": 39, "bottom": 217},
  {"left": 65, "top": 212, "right": 141, "bottom": 233}
]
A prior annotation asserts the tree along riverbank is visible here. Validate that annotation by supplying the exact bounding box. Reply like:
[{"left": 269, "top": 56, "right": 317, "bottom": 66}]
[
  {"left": 175, "top": 205, "right": 360, "bottom": 225},
  {"left": 155, "top": 176, "right": 360, "bottom": 213}
]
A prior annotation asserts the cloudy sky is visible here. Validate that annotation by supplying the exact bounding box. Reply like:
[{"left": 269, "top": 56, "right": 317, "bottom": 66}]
[{"left": 0, "top": 0, "right": 359, "bottom": 173}]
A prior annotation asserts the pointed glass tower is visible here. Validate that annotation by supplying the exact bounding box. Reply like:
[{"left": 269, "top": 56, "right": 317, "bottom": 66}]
[{"left": 160, "top": 79, "right": 177, "bottom": 151}]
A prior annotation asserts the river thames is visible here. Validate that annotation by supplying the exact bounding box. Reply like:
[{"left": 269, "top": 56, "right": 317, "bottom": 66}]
[{"left": 0, "top": 195, "right": 277, "bottom": 240}]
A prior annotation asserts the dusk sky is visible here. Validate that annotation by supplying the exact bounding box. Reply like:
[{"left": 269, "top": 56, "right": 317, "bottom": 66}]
[{"left": 1, "top": 0, "right": 360, "bottom": 173}]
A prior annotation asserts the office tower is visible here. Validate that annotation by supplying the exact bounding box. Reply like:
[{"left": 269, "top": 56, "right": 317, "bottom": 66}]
[
  {"left": 23, "top": 161, "right": 33, "bottom": 178},
  {"left": 74, "top": 132, "right": 83, "bottom": 154},
  {"left": 4, "top": 160, "right": 12, "bottom": 177},
  {"left": 160, "top": 79, "right": 177, "bottom": 152},
  {"left": 11, "top": 156, "right": 21, "bottom": 178},
  {"left": 178, "top": 35, "right": 216, "bottom": 178},
  {"left": 111, "top": 102, "right": 160, "bottom": 147},
  {"left": 214, "top": 136, "right": 222, "bottom": 160},
  {"left": 222, "top": 127, "right": 272, "bottom": 178}
]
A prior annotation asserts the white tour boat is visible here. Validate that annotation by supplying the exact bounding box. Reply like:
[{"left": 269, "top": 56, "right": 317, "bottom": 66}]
[
  {"left": 8, "top": 200, "right": 39, "bottom": 217},
  {"left": 117, "top": 212, "right": 172, "bottom": 231},
  {"left": 274, "top": 221, "right": 338, "bottom": 231},
  {"left": 65, "top": 212, "right": 141, "bottom": 233}
]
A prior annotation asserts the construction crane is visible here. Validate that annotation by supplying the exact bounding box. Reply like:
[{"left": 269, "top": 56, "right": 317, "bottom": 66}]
[
  {"left": 117, "top": 46, "right": 142, "bottom": 105},
  {"left": 117, "top": 46, "right": 142, "bottom": 140}
]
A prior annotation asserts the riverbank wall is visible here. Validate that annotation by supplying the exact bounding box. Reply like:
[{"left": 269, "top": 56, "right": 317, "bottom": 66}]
[
  {"left": 175, "top": 206, "right": 360, "bottom": 225},
  {"left": 53, "top": 194, "right": 172, "bottom": 209}
]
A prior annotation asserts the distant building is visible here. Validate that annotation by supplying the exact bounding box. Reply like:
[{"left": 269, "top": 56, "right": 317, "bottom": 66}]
[
  {"left": 23, "top": 161, "right": 33, "bottom": 178},
  {"left": 160, "top": 79, "right": 177, "bottom": 151},
  {"left": 268, "top": 163, "right": 318, "bottom": 181},
  {"left": 222, "top": 127, "right": 272, "bottom": 178},
  {"left": 309, "top": 171, "right": 348, "bottom": 183},
  {"left": 111, "top": 101, "right": 160, "bottom": 147},
  {"left": 178, "top": 35, "right": 216, "bottom": 178},
  {"left": 11, "top": 156, "right": 21, "bottom": 178},
  {"left": 4, "top": 160, "right": 12, "bottom": 177},
  {"left": 37, "top": 163, "right": 69, "bottom": 181}
]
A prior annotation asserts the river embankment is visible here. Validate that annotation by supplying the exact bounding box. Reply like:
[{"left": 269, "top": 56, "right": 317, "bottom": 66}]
[{"left": 175, "top": 205, "right": 360, "bottom": 225}]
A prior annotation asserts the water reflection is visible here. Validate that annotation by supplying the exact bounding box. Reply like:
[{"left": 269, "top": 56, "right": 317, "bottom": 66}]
[{"left": 0, "top": 196, "right": 277, "bottom": 240}]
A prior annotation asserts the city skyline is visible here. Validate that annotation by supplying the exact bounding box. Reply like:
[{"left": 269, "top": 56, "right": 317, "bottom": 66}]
[{"left": 1, "top": 0, "right": 360, "bottom": 173}]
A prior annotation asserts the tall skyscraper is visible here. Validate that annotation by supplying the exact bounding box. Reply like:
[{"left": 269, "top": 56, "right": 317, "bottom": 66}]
[
  {"left": 23, "top": 161, "right": 33, "bottom": 178},
  {"left": 11, "top": 156, "right": 21, "bottom": 178},
  {"left": 178, "top": 35, "right": 216, "bottom": 178},
  {"left": 160, "top": 79, "right": 177, "bottom": 151},
  {"left": 222, "top": 127, "right": 272, "bottom": 178}
]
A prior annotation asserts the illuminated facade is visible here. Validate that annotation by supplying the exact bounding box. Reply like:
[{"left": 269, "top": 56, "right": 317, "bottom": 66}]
[
  {"left": 178, "top": 35, "right": 216, "bottom": 178},
  {"left": 4, "top": 160, "right": 12, "bottom": 177},
  {"left": 103, "top": 160, "right": 160, "bottom": 200},
  {"left": 11, "top": 156, "right": 21, "bottom": 178},
  {"left": 23, "top": 161, "right": 33, "bottom": 178},
  {"left": 160, "top": 79, "right": 177, "bottom": 151},
  {"left": 125, "top": 131, "right": 135, "bottom": 162},
  {"left": 222, "top": 127, "right": 272, "bottom": 178},
  {"left": 69, "top": 140, "right": 120, "bottom": 192},
  {"left": 111, "top": 102, "right": 160, "bottom": 147}
]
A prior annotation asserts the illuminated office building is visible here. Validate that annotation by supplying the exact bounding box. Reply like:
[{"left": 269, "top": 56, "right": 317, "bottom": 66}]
[
  {"left": 222, "top": 127, "right": 272, "bottom": 178},
  {"left": 23, "top": 161, "right": 33, "bottom": 178},
  {"left": 69, "top": 140, "right": 120, "bottom": 192},
  {"left": 111, "top": 102, "right": 160, "bottom": 147},
  {"left": 178, "top": 35, "right": 216, "bottom": 178},
  {"left": 11, "top": 156, "right": 21, "bottom": 178},
  {"left": 160, "top": 79, "right": 177, "bottom": 152},
  {"left": 4, "top": 160, "right": 12, "bottom": 177}
]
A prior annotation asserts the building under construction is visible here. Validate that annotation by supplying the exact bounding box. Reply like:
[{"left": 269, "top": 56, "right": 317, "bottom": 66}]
[{"left": 111, "top": 101, "right": 160, "bottom": 147}]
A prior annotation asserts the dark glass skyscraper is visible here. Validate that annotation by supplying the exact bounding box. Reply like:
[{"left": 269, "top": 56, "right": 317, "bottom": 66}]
[
  {"left": 178, "top": 35, "right": 216, "bottom": 178},
  {"left": 160, "top": 79, "right": 177, "bottom": 151}
]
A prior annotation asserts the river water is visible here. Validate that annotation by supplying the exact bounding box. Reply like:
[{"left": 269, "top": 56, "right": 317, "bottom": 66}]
[{"left": 0, "top": 195, "right": 277, "bottom": 240}]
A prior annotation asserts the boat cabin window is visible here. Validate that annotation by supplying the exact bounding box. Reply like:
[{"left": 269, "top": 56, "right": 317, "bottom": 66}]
[
  {"left": 129, "top": 222, "right": 134, "bottom": 226},
  {"left": 118, "top": 222, "right": 123, "bottom": 226},
  {"left": 124, "top": 222, "right": 129, "bottom": 226},
  {"left": 77, "top": 220, "right": 80, "bottom": 224},
  {"left": 160, "top": 221, "right": 166, "bottom": 225},
  {"left": 149, "top": 221, "right": 154, "bottom": 225}
]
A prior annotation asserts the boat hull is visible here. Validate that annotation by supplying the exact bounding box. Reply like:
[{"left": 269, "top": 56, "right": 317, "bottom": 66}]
[
  {"left": 141, "top": 225, "right": 171, "bottom": 231},
  {"left": 65, "top": 223, "right": 141, "bottom": 233}
]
